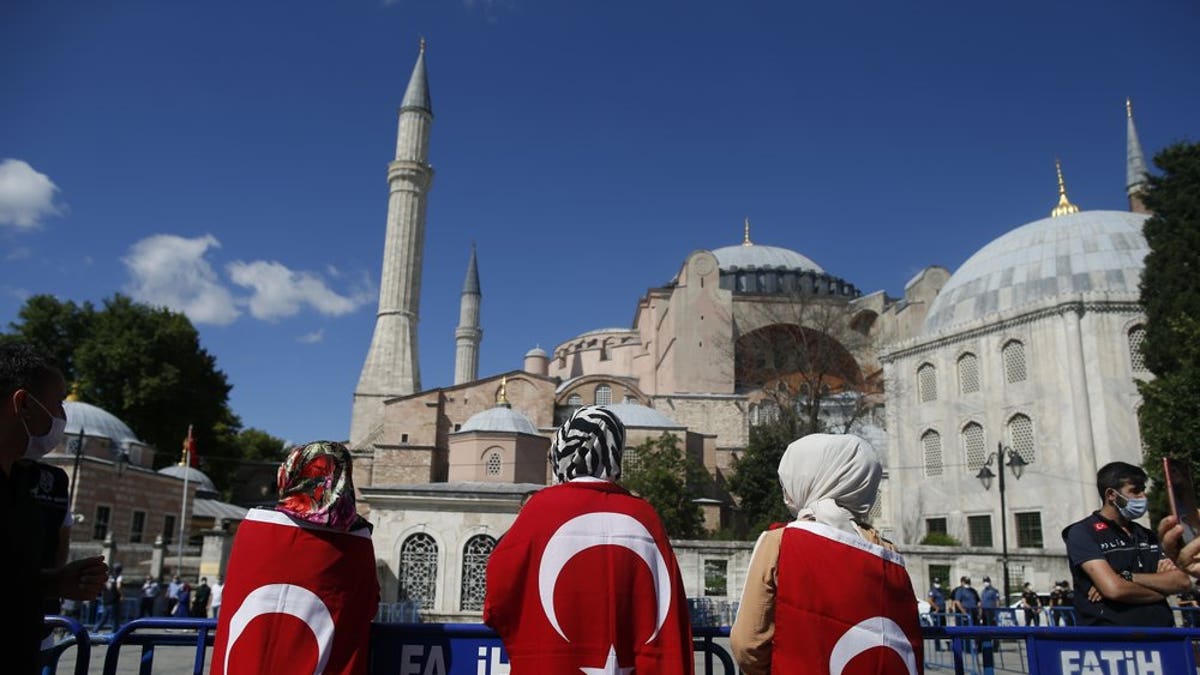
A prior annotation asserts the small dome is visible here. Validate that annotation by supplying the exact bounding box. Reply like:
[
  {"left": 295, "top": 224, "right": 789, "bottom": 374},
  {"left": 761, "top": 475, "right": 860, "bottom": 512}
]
[
  {"left": 459, "top": 406, "right": 538, "bottom": 435},
  {"left": 924, "top": 210, "right": 1149, "bottom": 335},
  {"left": 603, "top": 403, "right": 684, "bottom": 429},
  {"left": 64, "top": 401, "right": 142, "bottom": 451},
  {"left": 711, "top": 244, "right": 825, "bottom": 273},
  {"left": 158, "top": 464, "right": 218, "bottom": 494},
  {"left": 524, "top": 347, "right": 548, "bottom": 358}
]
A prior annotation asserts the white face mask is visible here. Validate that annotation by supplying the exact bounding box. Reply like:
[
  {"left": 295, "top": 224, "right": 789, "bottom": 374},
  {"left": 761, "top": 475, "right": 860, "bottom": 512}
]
[{"left": 21, "top": 392, "right": 67, "bottom": 460}]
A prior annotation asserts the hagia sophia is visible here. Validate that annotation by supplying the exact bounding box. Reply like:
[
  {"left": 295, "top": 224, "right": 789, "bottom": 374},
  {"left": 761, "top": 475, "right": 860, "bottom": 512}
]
[{"left": 43, "top": 43, "right": 1158, "bottom": 622}]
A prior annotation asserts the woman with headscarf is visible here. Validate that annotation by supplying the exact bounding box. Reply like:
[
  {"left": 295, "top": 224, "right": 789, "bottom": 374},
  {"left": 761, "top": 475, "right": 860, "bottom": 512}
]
[
  {"left": 211, "top": 441, "right": 379, "bottom": 675},
  {"left": 484, "top": 406, "right": 695, "bottom": 674},
  {"left": 731, "top": 433, "right": 924, "bottom": 675}
]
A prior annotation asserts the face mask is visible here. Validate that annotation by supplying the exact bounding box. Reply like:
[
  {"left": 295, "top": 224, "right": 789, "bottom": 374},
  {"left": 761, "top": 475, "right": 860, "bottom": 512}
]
[
  {"left": 983, "top": 582, "right": 991, "bottom": 587},
  {"left": 1114, "top": 492, "right": 1148, "bottom": 520},
  {"left": 20, "top": 392, "right": 67, "bottom": 460}
]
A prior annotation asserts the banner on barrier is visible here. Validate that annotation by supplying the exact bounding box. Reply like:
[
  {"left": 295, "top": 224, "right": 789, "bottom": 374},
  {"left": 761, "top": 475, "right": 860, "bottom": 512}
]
[
  {"left": 1030, "top": 637, "right": 1190, "bottom": 675},
  {"left": 370, "top": 634, "right": 510, "bottom": 675}
]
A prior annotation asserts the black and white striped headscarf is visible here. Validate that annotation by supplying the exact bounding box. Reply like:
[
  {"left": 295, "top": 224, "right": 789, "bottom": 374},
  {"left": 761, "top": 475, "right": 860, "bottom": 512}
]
[{"left": 549, "top": 405, "right": 626, "bottom": 483}]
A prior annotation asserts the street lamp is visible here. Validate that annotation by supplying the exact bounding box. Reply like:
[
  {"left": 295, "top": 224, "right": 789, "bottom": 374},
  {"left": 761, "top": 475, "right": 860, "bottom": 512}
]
[{"left": 976, "top": 442, "right": 1027, "bottom": 604}]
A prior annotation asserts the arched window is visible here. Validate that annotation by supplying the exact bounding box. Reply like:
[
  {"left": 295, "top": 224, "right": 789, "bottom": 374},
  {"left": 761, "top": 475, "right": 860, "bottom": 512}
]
[
  {"left": 918, "top": 363, "right": 937, "bottom": 402},
  {"left": 623, "top": 446, "right": 640, "bottom": 473},
  {"left": 399, "top": 533, "right": 438, "bottom": 611},
  {"left": 1007, "top": 414, "right": 1035, "bottom": 463},
  {"left": 459, "top": 534, "right": 496, "bottom": 611},
  {"left": 567, "top": 394, "right": 583, "bottom": 407},
  {"left": 961, "top": 422, "right": 986, "bottom": 471},
  {"left": 594, "top": 385, "right": 612, "bottom": 406},
  {"left": 748, "top": 404, "right": 760, "bottom": 427},
  {"left": 1002, "top": 340, "right": 1027, "bottom": 383},
  {"left": 957, "top": 353, "right": 980, "bottom": 394},
  {"left": 922, "top": 430, "right": 943, "bottom": 477},
  {"left": 485, "top": 451, "right": 502, "bottom": 477},
  {"left": 1128, "top": 325, "right": 1147, "bottom": 372}
]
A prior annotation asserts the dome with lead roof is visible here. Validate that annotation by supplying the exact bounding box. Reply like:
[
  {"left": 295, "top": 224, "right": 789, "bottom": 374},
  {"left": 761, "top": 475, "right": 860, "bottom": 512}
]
[
  {"left": 711, "top": 244, "right": 825, "bottom": 273},
  {"left": 64, "top": 400, "right": 142, "bottom": 451},
  {"left": 459, "top": 406, "right": 539, "bottom": 435}
]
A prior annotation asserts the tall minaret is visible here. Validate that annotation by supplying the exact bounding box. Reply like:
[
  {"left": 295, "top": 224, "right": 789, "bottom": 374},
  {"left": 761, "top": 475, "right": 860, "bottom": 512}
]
[
  {"left": 351, "top": 40, "right": 434, "bottom": 448},
  {"left": 1126, "top": 97, "right": 1150, "bottom": 213},
  {"left": 453, "top": 245, "right": 482, "bottom": 385}
]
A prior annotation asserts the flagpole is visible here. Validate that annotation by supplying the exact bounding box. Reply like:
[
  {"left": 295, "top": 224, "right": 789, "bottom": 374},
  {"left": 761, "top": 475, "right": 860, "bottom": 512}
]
[
  {"left": 177, "top": 425, "right": 192, "bottom": 577},
  {"left": 68, "top": 426, "right": 84, "bottom": 517}
]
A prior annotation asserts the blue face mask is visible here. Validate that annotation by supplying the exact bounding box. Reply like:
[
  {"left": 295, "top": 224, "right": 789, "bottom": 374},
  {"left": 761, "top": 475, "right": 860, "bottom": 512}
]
[{"left": 1115, "top": 492, "right": 1148, "bottom": 520}]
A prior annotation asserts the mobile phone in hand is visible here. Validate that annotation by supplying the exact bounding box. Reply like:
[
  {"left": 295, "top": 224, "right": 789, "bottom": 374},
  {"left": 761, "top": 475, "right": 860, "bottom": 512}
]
[{"left": 1163, "top": 457, "right": 1200, "bottom": 545}]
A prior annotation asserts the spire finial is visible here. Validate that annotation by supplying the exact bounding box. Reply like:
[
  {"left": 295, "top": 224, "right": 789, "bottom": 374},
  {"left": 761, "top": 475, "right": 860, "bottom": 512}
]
[
  {"left": 742, "top": 217, "right": 753, "bottom": 247},
  {"left": 497, "top": 376, "right": 509, "bottom": 406},
  {"left": 1126, "top": 97, "right": 1149, "bottom": 209},
  {"left": 66, "top": 384, "right": 80, "bottom": 403},
  {"left": 1051, "top": 157, "right": 1080, "bottom": 218},
  {"left": 1126, "top": 96, "right": 1133, "bottom": 119},
  {"left": 419, "top": 36, "right": 426, "bottom": 54}
]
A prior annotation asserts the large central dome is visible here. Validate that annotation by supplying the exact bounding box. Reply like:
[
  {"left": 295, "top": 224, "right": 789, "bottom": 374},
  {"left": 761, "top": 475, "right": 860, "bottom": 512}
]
[
  {"left": 711, "top": 244, "right": 825, "bottom": 273},
  {"left": 924, "top": 210, "right": 1149, "bottom": 335}
]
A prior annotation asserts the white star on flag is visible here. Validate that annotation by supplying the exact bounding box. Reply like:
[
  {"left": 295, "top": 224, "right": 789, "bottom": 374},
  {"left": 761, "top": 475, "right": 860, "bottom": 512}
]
[{"left": 579, "top": 645, "right": 634, "bottom": 675}]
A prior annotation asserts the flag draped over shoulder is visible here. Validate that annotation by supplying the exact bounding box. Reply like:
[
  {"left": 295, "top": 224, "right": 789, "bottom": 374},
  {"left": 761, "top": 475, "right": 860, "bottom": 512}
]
[
  {"left": 773, "top": 521, "right": 923, "bottom": 675},
  {"left": 211, "top": 508, "right": 379, "bottom": 675},
  {"left": 484, "top": 480, "right": 694, "bottom": 674}
]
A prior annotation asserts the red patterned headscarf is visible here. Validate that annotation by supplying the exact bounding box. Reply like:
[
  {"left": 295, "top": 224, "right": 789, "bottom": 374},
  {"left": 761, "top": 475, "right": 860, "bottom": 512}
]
[{"left": 276, "top": 441, "right": 361, "bottom": 530}]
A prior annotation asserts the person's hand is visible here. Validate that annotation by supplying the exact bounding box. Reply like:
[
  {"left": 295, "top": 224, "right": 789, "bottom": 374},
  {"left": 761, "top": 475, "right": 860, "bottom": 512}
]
[
  {"left": 1159, "top": 557, "right": 1178, "bottom": 573},
  {"left": 1088, "top": 586, "right": 1102, "bottom": 603},
  {"left": 57, "top": 556, "right": 108, "bottom": 601},
  {"left": 1158, "top": 515, "right": 1200, "bottom": 578}
]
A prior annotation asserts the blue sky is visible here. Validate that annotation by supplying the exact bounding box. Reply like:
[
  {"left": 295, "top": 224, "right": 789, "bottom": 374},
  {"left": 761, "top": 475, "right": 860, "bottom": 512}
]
[{"left": 2, "top": 1, "right": 1198, "bottom": 446}]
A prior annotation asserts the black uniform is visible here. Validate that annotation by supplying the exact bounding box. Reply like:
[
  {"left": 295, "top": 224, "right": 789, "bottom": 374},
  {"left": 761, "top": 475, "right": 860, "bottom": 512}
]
[
  {"left": 2, "top": 461, "right": 52, "bottom": 673},
  {"left": 1062, "top": 511, "right": 1173, "bottom": 627}
]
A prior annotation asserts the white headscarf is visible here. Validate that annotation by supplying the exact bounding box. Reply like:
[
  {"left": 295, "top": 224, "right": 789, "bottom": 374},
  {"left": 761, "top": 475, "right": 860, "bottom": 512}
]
[{"left": 777, "top": 433, "right": 882, "bottom": 535}]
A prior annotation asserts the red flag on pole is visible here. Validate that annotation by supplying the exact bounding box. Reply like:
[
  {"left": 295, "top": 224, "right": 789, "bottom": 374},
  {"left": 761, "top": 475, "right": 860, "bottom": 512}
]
[{"left": 184, "top": 425, "right": 199, "bottom": 468}]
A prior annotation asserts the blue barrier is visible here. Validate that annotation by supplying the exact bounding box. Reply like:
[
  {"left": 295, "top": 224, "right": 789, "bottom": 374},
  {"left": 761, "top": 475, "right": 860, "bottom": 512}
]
[
  {"left": 38, "top": 615, "right": 90, "bottom": 675},
  {"left": 44, "top": 616, "right": 1200, "bottom": 674}
]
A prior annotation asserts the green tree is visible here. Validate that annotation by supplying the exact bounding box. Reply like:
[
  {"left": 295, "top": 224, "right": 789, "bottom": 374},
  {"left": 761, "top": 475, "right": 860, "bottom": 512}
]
[
  {"left": 2, "top": 294, "right": 95, "bottom": 385},
  {"left": 203, "top": 427, "right": 290, "bottom": 498},
  {"left": 727, "top": 415, "right": 810, "bottom": 535},
  {"left": 1137, "top": 142, "right": 1200, "bottom": 517},
  {"left": 621, "top": 433, "right": 708, "bottom": 539}
]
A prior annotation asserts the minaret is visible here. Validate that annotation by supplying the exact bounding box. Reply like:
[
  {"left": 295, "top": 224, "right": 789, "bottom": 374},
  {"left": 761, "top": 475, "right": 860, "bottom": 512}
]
[
  {"left": 351, "top": 40, "right": 434, "bottom": 448},
  {"left": 453, "top": 245, "right": 482, "bottom": 385},
  {"left": 1126, "top": 97, "right": 1150, "bottom": 213},
  {"left": 1050, "top": 158, "right": 1080, "bottom": 218}
]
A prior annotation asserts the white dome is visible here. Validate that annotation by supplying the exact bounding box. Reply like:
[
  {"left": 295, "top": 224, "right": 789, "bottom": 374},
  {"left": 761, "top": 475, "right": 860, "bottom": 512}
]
[
  {"left": 924, "top": 210, "right": 1149, "bottom": 335},
  {"left": 524, "top": 346, "right": 548, "bottom": 358},
  {"left": 603, "top": 403, "right": 684, "bottom": 429},
  {"left": 459, "top": 406, "right": 538, "bottom": 435},
  {"left": 711, "top": 244, "right": 825, "bottom": 273},
  {"left": 158, "top": 464, "right": 217, "bottom": 494},
  {"left": 63, "top": 400, "right": 142, "bottom": 451}
]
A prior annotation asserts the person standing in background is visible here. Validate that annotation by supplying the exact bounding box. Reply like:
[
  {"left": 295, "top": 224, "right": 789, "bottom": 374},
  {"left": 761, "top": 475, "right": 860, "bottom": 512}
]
[{"left": 209, "top": 575, "right": 224, "bottom": 619}]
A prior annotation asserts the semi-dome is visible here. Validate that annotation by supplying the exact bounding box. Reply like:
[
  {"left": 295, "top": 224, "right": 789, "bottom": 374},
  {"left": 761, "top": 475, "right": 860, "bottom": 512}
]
[
  {"left": 158, "top": 464, "right": 218, "bottom": 494},
  {"left": 64, "top": 400, "right": 142, "bottom": 451},
  {"left": 924, "top": 210, "right": 1149, "bottom": 335},
  {"left": 603, "top": 403, "right": 684, "bottom": 429},
  {"left": 459, "top": 406, "right": 538, "bottom": 435},
  {"left": 711, "top": 244, "right": 825, "bottom": 273}
]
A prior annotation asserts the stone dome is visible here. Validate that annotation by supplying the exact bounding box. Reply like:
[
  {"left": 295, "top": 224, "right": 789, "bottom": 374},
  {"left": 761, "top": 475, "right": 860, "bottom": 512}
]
[
  {"left": 63, "top": 400, "right": 142, "bottom": 451},
  {"left": 923, "top": 210, "right": 1149, "bottom": 335},
  {"left": 711, "top": 244, "right": 825, "bottom": 273},
  {"left": 524, "top": 346, "right": 548, "bottom": 358},
  {"left": 603, "top": 403, "right": 684, "bottom": 429},
  {"left": 158, "top": 464, "right": 218, "bottom": 494},
  {"left": 459, "top": 406, "right": 538, "bottom": 435}
]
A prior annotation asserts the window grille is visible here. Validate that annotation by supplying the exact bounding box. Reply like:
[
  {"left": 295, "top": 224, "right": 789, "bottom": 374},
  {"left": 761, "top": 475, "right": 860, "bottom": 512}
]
[
  {"left": 1128, "top": 325, "right": 1147, "bottom": 372},
  {"left": 918, "top": 363, "right": 937, "bottom": 402},
  {"left": 1002, "top": 340, "right": 1027, "bottom": 383},
  {"left": 623, "top": 446, "right": 640, "bottom": 473},
  {"left": 704, "top": 560, "right": 728, "bottom": 597},
  {"left": 1007, "top": 414, "right": 1035, "bottom": 463},
  {"left": 1015, "top": 512, "right": 1043, "bottom": 548},
  {"left": 868, "top": 486, "right": 884, "bottom": 524},
  {"left": 922, "top": 430, "right": 943, "bottom": 476},
  {"left": 130, "top": 510, "right": 146, "bottom": 544},
  {"left": 567, "top": 394, "right": 583, "bottom": 407},
  {"left": 400, "top": 533, "right": 439, "bottom": 611},
  {"left": 595, "top": 385, "right": 612, "bottom": 406},
  {"left": 94, "top": 505, "right": 111, "bottom": 541},
  {"left": 962, "top": 422, "right": 986, "bottom": 471},
  {"left": 926, "top": 517, "right": 948, "bottom": 535},
  {"left": 459, "top": 535, "right": 496, "bottom": 611},
  {"left": 485, "top": 452, "right": 502, "bottom": 476},
  {"left": 957, "top": 352, "right": 980, "bottom": 394},
  {"left": 968, "top": 514, "right": 993, "bottom": 548}
]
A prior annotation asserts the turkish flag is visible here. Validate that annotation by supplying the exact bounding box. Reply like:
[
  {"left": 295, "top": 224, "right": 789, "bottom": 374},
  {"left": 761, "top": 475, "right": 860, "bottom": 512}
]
[
  {"left": 211, "top": 508, "right": 379, "bottom": 675},
  {"left": 772, "top": 521, "right": 923, "bottom": 675},
  {"left": 484, "top": 479, "right": 695, "bottom": 674}
]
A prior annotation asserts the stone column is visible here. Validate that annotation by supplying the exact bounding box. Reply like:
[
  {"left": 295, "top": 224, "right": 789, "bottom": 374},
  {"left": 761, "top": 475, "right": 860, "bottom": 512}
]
[
  {"left": 101, "top": 531, "right": 118, "bottom": 569},
  {"left": 199, "top": 528, "right": 234, "bottom": 581},
  {"left": 150, "top": 534, "right": 165, "bottom": 580}
]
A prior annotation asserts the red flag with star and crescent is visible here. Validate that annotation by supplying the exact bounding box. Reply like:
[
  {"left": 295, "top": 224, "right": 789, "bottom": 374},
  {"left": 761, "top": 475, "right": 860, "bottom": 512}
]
[
  {"left": 210, "top": 508, "right": 379, "bottom": 675},
  {"left": 484, "top": 479, "right": 695, "bottom": 674},
  {"left": 772, "top": 521, "right": 923, "bottom": 675}
]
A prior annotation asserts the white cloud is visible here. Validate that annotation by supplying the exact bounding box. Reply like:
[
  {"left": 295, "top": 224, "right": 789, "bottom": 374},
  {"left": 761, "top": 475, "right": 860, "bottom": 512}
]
[
  {"left": 0, "top": 159, "right": 63, "bottom": 228},
  {"left": 122, "top": 234, "right": 241, "bottom": 325},
  {"left": 297, "top": 329, "right": 324, "bottom": 344},
  {"left": 4, "top": 246, "right": 32, "bottom": 261},
  {"left": 227, "top": 260, "right": 369, "bottom": 321}
]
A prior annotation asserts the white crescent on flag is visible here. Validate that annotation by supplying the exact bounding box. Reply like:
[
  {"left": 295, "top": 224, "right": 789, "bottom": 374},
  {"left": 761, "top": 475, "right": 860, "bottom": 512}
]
[
  {"left": 224, "top": 583, "right": 336, "bottom": 675},
  {"left": 537, "top": 511, "right": 673, "bottom": 644},
  {"left": 828, "top": 616, "right": 918, "bottom": 675}
]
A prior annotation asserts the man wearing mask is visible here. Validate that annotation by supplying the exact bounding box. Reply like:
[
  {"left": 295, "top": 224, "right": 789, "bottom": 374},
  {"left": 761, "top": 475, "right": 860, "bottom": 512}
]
[
  {"left": 950, "top": 576, "right": 981, "bottom": 625},
  {"left": 1062, "top": 461, "right": 1190, "bottom": 627},
  {"left": 1, "top": 342, "right": 108, "bottom": 673},
  {"left": 980, "top": 576, "right": 1001, "bottom": 625}
]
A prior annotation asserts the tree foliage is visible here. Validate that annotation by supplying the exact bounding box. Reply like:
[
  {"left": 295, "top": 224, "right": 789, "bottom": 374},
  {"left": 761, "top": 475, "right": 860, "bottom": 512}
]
[
  {"left": 727, "top": 412, "right": 814, "bottom": 535},
  {"left": 1137, "top": 142, "right": 1200, "bottom": 517},
  {"left": 621, "top": 433, "right": 709, "bottom": 539}
]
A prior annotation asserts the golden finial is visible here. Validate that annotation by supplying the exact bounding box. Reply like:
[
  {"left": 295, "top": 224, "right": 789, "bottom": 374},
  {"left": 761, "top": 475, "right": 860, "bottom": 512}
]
[
  {"left": 66, "top": 384, "right": 80, "bottom": 403},
  {"left": 497, "top": 376, "right": 509, "bottom": 406},
  {"left": 742, "top": 217, "right": 753, "bottom": 247},
  {"left": 419, "top": 36, "right": 426, "bottom": 53},
  {"left": 1126, "top": 97, "right": 1133, "bottom": 119},
  {"left": 1051, "top": 157, "right": 1080, "bottom": 218}
]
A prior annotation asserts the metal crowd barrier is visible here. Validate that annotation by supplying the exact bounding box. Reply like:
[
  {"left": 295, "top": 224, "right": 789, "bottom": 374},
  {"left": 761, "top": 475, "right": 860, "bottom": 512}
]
[{"left": 38, "top": 616, "right": 1200, "bottom": 674}]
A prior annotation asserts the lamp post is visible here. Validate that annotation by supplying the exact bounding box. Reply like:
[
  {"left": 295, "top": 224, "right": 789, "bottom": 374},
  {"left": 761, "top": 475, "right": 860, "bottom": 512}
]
[{"left": 975, "top": 442, "right": 1027, "bottom": 604}]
